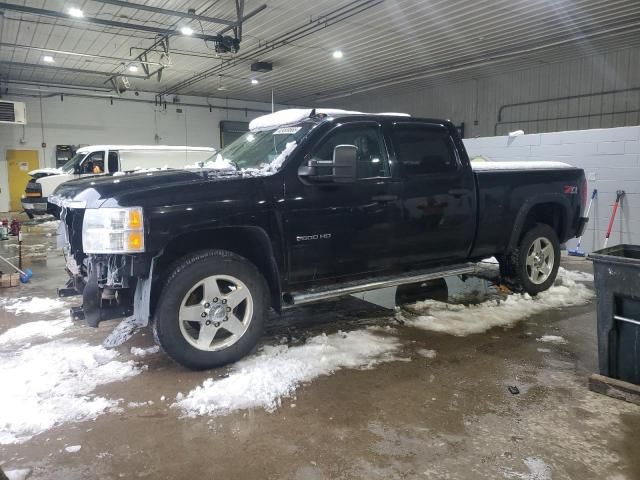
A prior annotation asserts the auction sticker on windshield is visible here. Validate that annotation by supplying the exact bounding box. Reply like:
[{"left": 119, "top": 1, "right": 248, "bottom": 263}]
[{"left": 274, "top": 127, "right": 301, "bottom": 135}]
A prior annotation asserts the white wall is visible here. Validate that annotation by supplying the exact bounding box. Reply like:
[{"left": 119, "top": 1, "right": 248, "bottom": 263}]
[
  {"left": 0, "top": 90, "right": 276, "bottom": 212},
  {"left": 463, "top": 126, "right": 640, "bottom": 254}
]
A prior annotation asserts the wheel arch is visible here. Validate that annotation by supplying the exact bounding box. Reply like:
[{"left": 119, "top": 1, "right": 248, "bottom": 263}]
[
  {"left": 507, "top": 195, "right": 571, "bottom": 252},
  {"left": 152, "top": 226, "right": 282, "bottom": 314}
]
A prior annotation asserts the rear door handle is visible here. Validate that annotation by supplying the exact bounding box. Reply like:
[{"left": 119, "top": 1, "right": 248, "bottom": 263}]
[{"left": 372, "top": 194, "right": 398, "bottom": 203}]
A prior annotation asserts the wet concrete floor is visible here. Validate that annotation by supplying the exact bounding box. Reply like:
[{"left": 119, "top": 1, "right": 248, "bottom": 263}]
[{"left": 1, "top": 218, "right": 639, "bottom": 479}]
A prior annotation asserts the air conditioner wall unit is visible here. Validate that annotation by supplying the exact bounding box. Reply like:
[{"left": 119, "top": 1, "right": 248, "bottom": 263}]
[{"left": 0, "top": 100, "right": 27, "bottom": 125}]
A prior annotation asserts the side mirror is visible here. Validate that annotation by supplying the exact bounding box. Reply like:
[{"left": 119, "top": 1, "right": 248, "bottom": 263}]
[{"left": 332, "top": 144, "right": 357, "bottom": 183}]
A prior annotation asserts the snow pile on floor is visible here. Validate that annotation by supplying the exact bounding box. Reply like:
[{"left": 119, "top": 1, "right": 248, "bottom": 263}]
[
  {"left": 416, "top": 348, "right": 437, "bottom": 359},
  {"left": 505, "top": 457, "right": 553, "bottom": 479},
  {"left": 401, "top": 268, "right": 593, "bottom": 336},
  {"left": 130, "top": 345, "right": 160, "bottom": 357},
  {"left": 0, "top": 340, "right": 141, "bottom": 444},
  {"left": 0, "top": 319, "right": 72, "bottom": 346},
  {"left": 173, "top": 329, "right": 401, "bottom": 417},
  {"left": 537, "top": 335, "right": 568, "bottom": 345},
  {"left": 0, "top": 297, "right": 67, "bottom": 315},
  {"left": 3, "top": 468, "right": 32, "bottom": 480}
]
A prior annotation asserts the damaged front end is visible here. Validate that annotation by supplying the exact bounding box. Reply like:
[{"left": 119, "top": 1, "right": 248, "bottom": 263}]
[{"left": 53, "top": 195, "right": 153, "bottom": 342}]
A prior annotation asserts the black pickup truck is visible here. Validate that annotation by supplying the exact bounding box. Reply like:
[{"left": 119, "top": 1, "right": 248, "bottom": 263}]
[{"left": 51, "top": 109, "right": 587, "bottom": 370}]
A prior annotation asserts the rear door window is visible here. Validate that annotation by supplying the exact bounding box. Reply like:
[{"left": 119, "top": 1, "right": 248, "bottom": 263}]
[{"left": 392, "top": 124, "right": 458, "bottom": 175}]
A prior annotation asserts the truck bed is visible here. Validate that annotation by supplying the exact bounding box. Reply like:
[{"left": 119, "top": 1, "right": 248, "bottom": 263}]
[{"left": 469, "top": 161, "right": 585, "bottom": 259}]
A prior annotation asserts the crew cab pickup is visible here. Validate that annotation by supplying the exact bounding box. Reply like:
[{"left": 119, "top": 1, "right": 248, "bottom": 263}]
[{"left": 51, "top": 109, "right": 587, "bottom": 370}]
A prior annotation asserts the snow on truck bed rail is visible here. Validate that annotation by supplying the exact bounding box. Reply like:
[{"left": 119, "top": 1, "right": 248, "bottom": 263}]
[
  {"left": 471, "top": 161, "right": 573, "bottom": 171},
  {"left": 249, "top": 108, "right": 409, "bottom": 131}
]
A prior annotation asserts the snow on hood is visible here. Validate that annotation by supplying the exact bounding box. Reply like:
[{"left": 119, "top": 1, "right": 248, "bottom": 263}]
[
  {"left": 471, "top": 161, "right": 573, "bottom": 171},
  {"left": 249, "top": 108, "right": 410, "bottom": 131},
  {"left": 28, "top": 167, "right": 63, "bottom": 176},
  {"left": 184, "top": 155, "right": 235, "bottom": 170}
]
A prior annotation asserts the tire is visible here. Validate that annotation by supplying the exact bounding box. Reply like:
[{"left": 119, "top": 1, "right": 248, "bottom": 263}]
[
  {"left": 501, "top": 223, "right": 561, "bottom": 296},
  {"left": 153, "top": 249, "right": 268, "bottom": 370}
]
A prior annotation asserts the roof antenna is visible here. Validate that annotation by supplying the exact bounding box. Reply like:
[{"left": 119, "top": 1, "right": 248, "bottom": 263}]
[{"left": 309, "top": 108, "right": 316, "bottom": 117}]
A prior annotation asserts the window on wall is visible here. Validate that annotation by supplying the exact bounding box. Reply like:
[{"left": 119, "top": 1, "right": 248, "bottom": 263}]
[
  {"left": 392, "top": 123, "right": 458, "bottom": 175},
  {"left": 313, "top": 123, "right": 390, "bottom": 179}
]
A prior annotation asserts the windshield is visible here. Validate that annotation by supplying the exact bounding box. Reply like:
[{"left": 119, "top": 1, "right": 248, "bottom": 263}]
[
  {"left": 208, "top": 123, "right": 314, "bottom": 173},
  {"left": 60, "top": 152, "right": 86, "bottom": 173}
]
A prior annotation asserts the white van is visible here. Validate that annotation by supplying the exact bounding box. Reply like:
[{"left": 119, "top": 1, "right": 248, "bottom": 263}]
[{"left": 22, "top": 145, "right": 216, "bottom": 216}]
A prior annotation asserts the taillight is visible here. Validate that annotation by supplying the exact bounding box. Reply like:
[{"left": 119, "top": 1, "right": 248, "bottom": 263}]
[{"left": 580, "top": 177, "right": 588, "bottom": 213}]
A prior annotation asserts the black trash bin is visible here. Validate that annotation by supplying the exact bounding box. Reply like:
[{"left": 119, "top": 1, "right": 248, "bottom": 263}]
[{"left": 589, "top": 245, "right": 640, "bottom": 385}]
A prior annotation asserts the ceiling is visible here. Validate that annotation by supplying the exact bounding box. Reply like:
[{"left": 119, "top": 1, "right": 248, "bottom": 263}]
[{"left": 1, "top": 0, "right": 640, "bottom": 104}]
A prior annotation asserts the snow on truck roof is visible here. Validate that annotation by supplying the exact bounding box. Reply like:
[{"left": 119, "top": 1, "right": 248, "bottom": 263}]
[
  {"left": 471, "top": 161, "right": 573, "bottom": 171},
  {"left": 249, "top": 108, "right": 410, "bottom": 131},
  {"left": 76, "top": 145, "right": 216, "bottom": 153}
]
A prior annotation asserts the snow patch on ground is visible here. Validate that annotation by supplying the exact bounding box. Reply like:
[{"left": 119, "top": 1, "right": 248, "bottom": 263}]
[
  {"left": 505, "top": 457, "right": 553, "bottom": 479},
  {"left": 130, "top": 345, "right": 160, "bottom": 357},
  {"left": 416, "top": 349, "right": 437, "bottom": 359},
  {"left": 0, "top": 319, "right": 73, "bottom": 347},
  {"left": 3, "top": 468, "right": 32, "bottom": 480},
  {"left": 0, "top": 297, "right": 67, "bottom": 315},
  {"left": 537, "top": 335, "right": 568, "bottom": 345},
  {"left": 400, "top": 268, "right": 593, "bottom": 336},
  {"left": 173, "top": 329, "right": 402, "bottom": 417},
  {"left": 0, "top": 340, "right": 141, "bottom": 444}
]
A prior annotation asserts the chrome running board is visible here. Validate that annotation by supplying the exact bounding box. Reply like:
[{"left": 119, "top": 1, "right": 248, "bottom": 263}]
[{"left": 284, "top": 262, "right": 482, "bottom": 307}]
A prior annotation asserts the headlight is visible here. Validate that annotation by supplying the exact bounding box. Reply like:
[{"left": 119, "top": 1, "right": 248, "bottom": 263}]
[{"left": 82, "top": 207, "right": 145, "bottom": 253}]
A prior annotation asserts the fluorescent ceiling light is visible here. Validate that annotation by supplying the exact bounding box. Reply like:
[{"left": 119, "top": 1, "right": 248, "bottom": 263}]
[
  {"left": 180, "top": 26, "right": 194, "bottom": 36},
  {"left": 128, "top": 65, "right": 139, "bottom": 72},
  {"left": 67, "top": 7, "right": 84, "bottom": 18},
  {"left": 332, "top": 50, "right": 343, "bottom": 59},
  {"left": 43, "top": 55, "right": 55, "bottom": 63},
  {"left": 251, "top": 79, "right": 259, "bottom": 85}
]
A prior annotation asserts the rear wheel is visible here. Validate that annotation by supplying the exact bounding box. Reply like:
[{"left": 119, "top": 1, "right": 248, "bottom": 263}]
[
  {"left": 154, "top": 250, "right": 268, "bottom": 370},
  {"left": 500, "top": 223, "right": 560, "bottom": 296}
]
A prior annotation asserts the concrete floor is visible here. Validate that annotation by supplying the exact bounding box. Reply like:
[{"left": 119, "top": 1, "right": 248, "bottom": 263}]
[{"left": 1, "top": 218, "right": 639, "bottom": 480}]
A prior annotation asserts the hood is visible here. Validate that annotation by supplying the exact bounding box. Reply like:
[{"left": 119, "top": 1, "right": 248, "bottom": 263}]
[
  {"left": 50, "top": 168, "right": 248, "bottom": 209},
  {"left": 29, "top": 167, "right": 63, "bottom": 178}
]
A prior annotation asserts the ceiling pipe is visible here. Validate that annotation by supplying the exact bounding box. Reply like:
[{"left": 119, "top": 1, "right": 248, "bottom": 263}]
[
  {"left": 0, "top": 60, "right": 151, "bottom": 79},
  {"left": 6, "top": 90, "right": 272, "bottom": 114},
  {"left": 3, "top": 80, "right": 113, "bottom": 93},
  {"left": 0, "top": 42, "right": 164, "bottom": 67},
  {"left": 0, "top": 2, "right": 224, "bottom": 42},
  {"left": 93, "top": 0, "right": 238, "bottom": 26}
]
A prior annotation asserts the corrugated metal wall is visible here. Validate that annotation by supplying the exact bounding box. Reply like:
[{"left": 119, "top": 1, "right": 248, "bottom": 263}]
[{"left": 337, "top": 46, "right": 640, "bottom": 138}]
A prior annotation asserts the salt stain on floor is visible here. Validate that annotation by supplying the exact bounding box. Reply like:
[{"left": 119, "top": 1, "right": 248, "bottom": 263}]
[{"left": 399, "top": 268, "right": 593, "bottom": 336}]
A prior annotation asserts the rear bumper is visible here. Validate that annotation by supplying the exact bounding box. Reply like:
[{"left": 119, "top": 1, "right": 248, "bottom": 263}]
[
  {"left": 21, "top": 197, "right": 49, "bottom": 215},
  {"left": 576, "top": 216, "right": 588, "bottom": 238}
]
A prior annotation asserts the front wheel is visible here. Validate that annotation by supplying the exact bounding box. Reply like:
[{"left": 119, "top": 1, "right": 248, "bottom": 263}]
[
  {"left": 501, "top": 223, "right": 561, "bottom": 296},
  {"left": 154, "top": 250, "right": 268, "bottom": 370}
]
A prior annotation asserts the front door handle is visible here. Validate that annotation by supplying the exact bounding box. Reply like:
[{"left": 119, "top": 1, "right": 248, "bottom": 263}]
[{"left": 372, "top": 194, "right": 399, "bottom": 203}]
